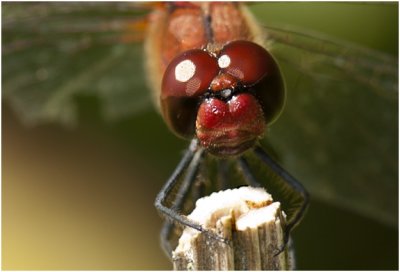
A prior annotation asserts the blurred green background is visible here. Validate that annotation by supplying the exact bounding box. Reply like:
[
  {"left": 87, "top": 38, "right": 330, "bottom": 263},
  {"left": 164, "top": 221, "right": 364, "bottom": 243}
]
[{"left": 2, "top": 2, "right": 398, "bottom": 270}]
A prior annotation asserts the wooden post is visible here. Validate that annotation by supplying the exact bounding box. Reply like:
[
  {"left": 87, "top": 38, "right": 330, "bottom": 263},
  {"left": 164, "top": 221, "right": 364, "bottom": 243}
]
[{"left": 172, "top": 186, "right": 294, "bottom": 270}]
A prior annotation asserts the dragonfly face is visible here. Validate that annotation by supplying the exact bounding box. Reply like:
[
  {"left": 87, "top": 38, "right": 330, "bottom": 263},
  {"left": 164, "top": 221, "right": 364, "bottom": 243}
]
[{"left": 161, "top": 40, "right": 285, "bottom": 156}]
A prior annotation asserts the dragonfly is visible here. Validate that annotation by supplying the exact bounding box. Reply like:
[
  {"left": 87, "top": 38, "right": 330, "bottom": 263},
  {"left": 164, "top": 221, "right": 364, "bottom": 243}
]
[{"left": 3, "top": 1, "right": 398, "bottom": 259}]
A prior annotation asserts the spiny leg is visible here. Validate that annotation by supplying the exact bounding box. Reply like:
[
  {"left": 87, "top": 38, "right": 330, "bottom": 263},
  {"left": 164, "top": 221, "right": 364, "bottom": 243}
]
[
  {"left": 216, "top": 159, "right": 231, "bottom": 190},
  {"left": 254, "top": 146, "right": 309, "bottom": 226},
  {"left": 155, "top": 139, "right": 227, "bottom": 257},
  {"left": 237, "top": 146, "right": 309, "bottom": 255},
  {"left": 160, "top": 146, "right": 204, "bottom": 257},
  {"left": 170, "top": 148, "right": 204, "bottom": 212},
  {"left": 237, "top": 156, "right": 262, "bottom": 187},
  {"left": 159, "top": 221, "right": 177, "bottom": 258},
  {"left": 191, "top": 178, "right": 207, "bottom": 206}
]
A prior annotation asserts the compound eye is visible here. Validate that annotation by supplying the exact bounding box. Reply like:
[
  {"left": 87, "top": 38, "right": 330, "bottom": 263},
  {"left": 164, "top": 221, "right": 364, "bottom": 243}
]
[
  {"left": 218, "top": 40, "right": 276, "bottom": 85},
  {"left": 219, "top": 40, "right": 285, "bottom": 125},
  {"left": 162, "top": 49, "right": 219, "bottom": 98},
  {"left": 161, "top": 49, "right": 219, "bottom": 139}
]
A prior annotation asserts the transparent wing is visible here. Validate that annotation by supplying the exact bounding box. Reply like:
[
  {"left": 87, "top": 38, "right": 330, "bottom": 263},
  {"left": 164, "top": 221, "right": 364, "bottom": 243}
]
[
  {"left": 3, "top": 3, "right": 398, "bottom": 226},
  {"left": 2, "top": 2, "right": 152, "bottom": 126},
  {"left": 262, "top": 24, "right": 398, "bottom": 226}
]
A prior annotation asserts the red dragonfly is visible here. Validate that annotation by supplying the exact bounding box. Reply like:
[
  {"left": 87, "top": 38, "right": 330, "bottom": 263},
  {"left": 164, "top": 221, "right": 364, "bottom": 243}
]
[
  {"left": 3, "top": 1, "right": 398, "bottom": 260},
  {"left": 146, "top": 2, "right": 309, "bottom": 256}
]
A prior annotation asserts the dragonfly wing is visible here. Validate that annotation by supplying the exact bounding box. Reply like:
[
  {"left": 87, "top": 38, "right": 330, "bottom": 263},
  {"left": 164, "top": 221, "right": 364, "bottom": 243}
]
[
  {"left": 3, "top": 2, "right": 152, "bottom": 126},
  {"left": 262, "top": 25, "right": 398, "bottom": 226}
]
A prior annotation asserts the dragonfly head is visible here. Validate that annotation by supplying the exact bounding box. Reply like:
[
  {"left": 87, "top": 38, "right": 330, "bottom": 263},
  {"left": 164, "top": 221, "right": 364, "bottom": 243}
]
[{"left": 161, "top": 40, "right": 285, "bottom": 157}]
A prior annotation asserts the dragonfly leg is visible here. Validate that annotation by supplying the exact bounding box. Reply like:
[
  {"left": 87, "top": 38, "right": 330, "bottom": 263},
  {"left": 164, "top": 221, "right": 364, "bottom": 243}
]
[
  {"left": 159, "top": 221, "right": 176, "bottom": 258},
  {"left": 216, "top": 159, "right": 231, "bottom": 190},
  {"left": 155, "top": 139, "right": 202, "bottom": 256},
  {"left": 160, "top": 168, "right": 213, "bottom": 258},
  {"left": 191, "top": 178, "right": 207, "bottom": 204},
  {"left": 250, "top": 146, "right": 309, "bottom": 255},
  {"left": 237, "top": 157, "right": 262, "bottom": 187},
  {"left": 158, "top": 154, "right": 202, "bottom": 258},
  {"left": 155, "top": 139, "right": 227, "bottom": 256},
  {"left": 169, "top": 144, "right": 204, "bottom": 213}
]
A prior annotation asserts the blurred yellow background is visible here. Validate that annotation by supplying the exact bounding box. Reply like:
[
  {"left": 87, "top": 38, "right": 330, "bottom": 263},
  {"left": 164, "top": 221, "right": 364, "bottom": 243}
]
[{"left": 3, "top": 104, "right": 173, "bottom": 269}]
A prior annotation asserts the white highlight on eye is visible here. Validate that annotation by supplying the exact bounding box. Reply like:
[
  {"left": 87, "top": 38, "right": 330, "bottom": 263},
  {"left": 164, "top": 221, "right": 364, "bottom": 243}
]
[
  {"left": 218, "top": 54, "right": 231, "bottom": 68},
  {"left": 175, "top": 60, "right": 196, "bottom": 82}
]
